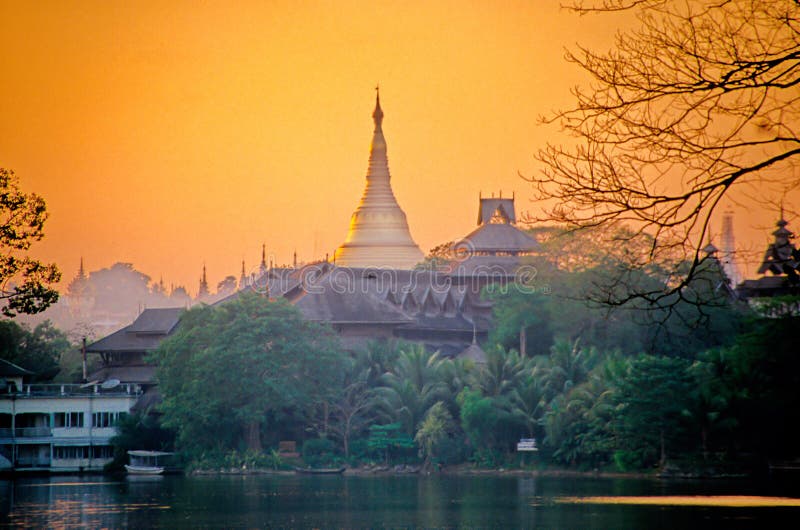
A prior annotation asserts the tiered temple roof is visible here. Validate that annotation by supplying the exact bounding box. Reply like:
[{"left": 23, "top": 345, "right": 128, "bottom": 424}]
[
  {"left": 453, "top": 196, "right": 540, "bottom": 257},
  {"left": 737, "top": 216, "right": 800, "bottom": 299}
]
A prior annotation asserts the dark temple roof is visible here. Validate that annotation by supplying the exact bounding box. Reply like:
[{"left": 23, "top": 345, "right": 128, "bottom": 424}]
[
  {"left": 126, "top": 307, "right": 182, "bottom": 334},
  {"left": 454, "top": 223, "right": 540, "bottom": 254},
  {"left": 0, "top": 358, "right": 34, "bottom": 377},
  {"left": 88, "top": 365, "right": 156, "bottom": 384},
  {"left": 292, "top": 269, "right": 414, "bottom": 324},
  {"left": 87, "top": 307, "right": 183, "bottom": 353}
]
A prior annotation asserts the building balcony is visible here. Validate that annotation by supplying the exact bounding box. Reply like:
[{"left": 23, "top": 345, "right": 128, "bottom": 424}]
[
  {"left": 15, "top": 427, "right": 51, "bottom": 437},
  {"left": 0, "top": 427, "right": 52, "bottom": 439},
  {"left": 2, "top": 383, "right": 142, "bottom": 398},
  {"left": 14, "top": 456, "right": 51, "bottom": 468}
]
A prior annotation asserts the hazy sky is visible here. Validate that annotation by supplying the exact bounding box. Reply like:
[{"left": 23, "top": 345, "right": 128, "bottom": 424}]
[{"left": 1, "top": 0, "right": 794, "bottom": 294}]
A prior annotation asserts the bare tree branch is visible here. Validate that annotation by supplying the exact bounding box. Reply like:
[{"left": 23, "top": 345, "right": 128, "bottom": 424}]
[{"left": 532, "top": 0, "right": 800, "bottom": 307}]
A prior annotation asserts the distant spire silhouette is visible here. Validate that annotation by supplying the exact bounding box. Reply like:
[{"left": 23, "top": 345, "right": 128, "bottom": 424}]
[{"left": 198, "top": 263, "right": 210, "bottom": 299}]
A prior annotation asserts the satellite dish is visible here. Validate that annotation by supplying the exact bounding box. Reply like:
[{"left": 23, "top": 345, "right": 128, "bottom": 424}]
[{"left": 101, "top": 378, "right": 120, "bottom": 389}]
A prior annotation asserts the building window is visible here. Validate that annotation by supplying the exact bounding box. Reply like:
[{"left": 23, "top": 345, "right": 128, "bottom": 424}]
[
  {"left": 92, "top": 411, "right": 125, "bottom": 428},
  {"left": 92, "top": 446, "right": 113, "bottom": 459},
  {"left": 54, "top": 412, "right": 84, "bottom": 428},
  {"left": 54, "top": 446, "right": 90, "bottom": 459},
  {"left": 53, "top": 445, "right": 114, "bottom": 460}
]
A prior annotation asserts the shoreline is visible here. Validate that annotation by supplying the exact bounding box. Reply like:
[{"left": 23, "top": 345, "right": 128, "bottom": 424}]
[{"left": 188, "top": 464, "right": 748, "bottom": 480}]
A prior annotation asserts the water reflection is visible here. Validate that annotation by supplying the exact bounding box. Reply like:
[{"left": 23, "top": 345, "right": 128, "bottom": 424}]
[
  {"left": 557, "top": 495, "right": 800, "bottom": 507},
  {"left": 1, "top": 474, "right": 799, "bottom": 528}
]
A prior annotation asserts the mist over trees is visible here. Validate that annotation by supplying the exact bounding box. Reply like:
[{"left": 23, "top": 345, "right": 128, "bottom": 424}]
[
  {"left": 532, "top": 0, "right": 800, "bottom": 307},
  {"left": 22, "top": 261, "right": 228, "bottom": 340}
]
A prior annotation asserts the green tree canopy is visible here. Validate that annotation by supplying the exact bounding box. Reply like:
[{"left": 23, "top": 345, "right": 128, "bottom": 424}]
[
  {"left": 0, "top": 319, "right": 70, "bottom": 380},
  {"left": 151, "top": 293, "right": 345, "bottom": 456}
]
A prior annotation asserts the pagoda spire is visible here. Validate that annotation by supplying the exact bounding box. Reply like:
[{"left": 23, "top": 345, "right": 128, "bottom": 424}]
[
  {"left": 239, "top": 260, "right": 247, "bottom": 289},
  {"left": 198, "top": 263, "right": 210, "bottom": 299},
  {"left": 333, "top": 89, "right": 423, "bottom": 269}
]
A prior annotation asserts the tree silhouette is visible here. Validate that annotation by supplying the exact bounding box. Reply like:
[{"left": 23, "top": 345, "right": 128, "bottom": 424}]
[
  {"left": 0, "top": 168, "right": 60, "bottom": 316},
  {"left": 532, "top": 0, "right": 800, "bottom": 305}
]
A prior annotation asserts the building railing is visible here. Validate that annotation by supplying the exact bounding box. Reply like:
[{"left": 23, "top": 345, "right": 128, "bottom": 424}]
[
  {"left": 0, "top": 427, "right": 53, "bottom": 438},
  {"left": 15, "top": 427, "right": 52, "bottom": 437},
  {"left": 3, "top": 383, "right": 142, "bottom": 398},
  {"left": 15, "top": 457, "right": 51, "bottom": 467}
]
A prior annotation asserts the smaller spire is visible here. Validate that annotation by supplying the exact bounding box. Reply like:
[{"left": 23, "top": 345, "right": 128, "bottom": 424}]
[
  {"left": 293, "top": 250, "right": 297, "bottom": 269},
  {"left": 239, "top": 260, "right": 247, "bottom": 289},
  {"left": 198, "top": 263, "right": 210, "bottom": 299},
  {"left": 260, "top": 244, "right": 267, "bottom": 271},
  {"left": 78, "top": 257, "right": 86, "bottom": 280}
]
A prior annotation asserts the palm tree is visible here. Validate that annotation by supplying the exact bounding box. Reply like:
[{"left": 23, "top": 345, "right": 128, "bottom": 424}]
[
  {"left": 508, "top": 373, "right": 546, "bottom": 439},
  {"left": 370, "top": 345, "right": 449, "bottom": 435},
  {"left": 478, "top": 346, "right": 528, "bottom": 398},
  {"left": 540, "top": 339, "right": 599, "bottom": 403}
]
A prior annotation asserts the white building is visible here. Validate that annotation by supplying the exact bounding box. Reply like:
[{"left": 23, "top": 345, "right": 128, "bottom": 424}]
[{"left": 0, "top": 371, "right": 140, "bottom": 472}]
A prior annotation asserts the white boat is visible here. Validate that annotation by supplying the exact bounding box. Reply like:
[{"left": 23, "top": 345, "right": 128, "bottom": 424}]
[{"left": 125, "top": 450, "right": 174, "bottom": 475}]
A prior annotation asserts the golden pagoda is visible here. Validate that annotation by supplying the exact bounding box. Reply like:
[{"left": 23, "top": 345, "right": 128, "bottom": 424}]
[{"left": 334, "top": 90, "right": 423, "bottom": 269}]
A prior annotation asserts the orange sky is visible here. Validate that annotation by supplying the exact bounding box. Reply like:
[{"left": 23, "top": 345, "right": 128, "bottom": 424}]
[{"left": 0, "top": 0, "right": 795, "bottom": 295}]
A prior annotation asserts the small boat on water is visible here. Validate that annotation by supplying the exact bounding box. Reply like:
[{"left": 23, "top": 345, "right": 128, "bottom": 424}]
[
  {"left": 125, "top": 450, "right": 175, "bottom": 475},
  {"left": 293, "top": 466, "right": 346, "bottom": 475}
]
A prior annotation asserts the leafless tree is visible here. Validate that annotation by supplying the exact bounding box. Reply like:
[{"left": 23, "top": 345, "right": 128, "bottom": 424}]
[{"left": 531, "top": 0, "right": 800, "bottom": 306}]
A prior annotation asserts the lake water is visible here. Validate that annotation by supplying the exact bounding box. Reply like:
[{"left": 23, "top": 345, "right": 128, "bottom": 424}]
[{"left": 1, "top": 473, "right": 799, "bottom": 528}]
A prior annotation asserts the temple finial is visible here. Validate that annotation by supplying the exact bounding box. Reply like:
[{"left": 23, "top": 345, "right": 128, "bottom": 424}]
[
  {"left": 198, "top": 262, "right": 209, "bottom": 298},
  {"left": 372, "top": 85, "right": 383, "bottom": 129},
  {"left": 261, "top": 244, "right": 267, "bottom": 268}
]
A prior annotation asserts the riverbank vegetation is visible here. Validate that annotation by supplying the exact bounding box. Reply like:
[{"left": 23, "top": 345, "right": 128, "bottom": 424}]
[{"left": 139, "top": 241, "right": 799, "bottom": 475}]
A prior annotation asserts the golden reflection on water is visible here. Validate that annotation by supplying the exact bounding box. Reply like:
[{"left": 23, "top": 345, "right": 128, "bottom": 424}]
[
  {"left": 6, "top": 499, "right": 171, "bottom": 529},
  {"left": 555, "top": 496, "right": 800, "bottom": 507}
]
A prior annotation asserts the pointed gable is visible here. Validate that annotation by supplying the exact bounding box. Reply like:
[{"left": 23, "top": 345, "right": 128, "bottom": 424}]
[{"left": 478, "top": 197, "right": 516, "bottom": 225}]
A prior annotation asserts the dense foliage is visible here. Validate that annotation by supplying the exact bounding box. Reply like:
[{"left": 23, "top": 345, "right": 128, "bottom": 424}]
[
  {"left": 143, "top": 246, "right": 796, "bottom": 474},
  {"left": 150, "top": 293, "right": 345, "bottom": 458},
  {"left": 0, "top": 319, "right": 71, "bottom": 380}
]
